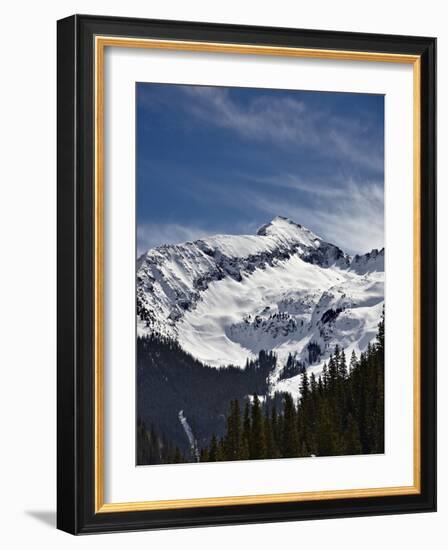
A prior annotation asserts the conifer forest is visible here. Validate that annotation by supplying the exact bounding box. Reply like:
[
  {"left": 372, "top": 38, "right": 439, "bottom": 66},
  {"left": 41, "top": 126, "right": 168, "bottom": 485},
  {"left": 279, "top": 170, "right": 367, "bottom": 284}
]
[{"left": 137, "top": 313, "right": 384, "bottom": 465}]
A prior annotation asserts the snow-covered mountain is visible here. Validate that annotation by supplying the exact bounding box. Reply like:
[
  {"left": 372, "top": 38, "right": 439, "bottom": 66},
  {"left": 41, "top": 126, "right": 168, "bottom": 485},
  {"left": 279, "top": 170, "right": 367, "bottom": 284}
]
[{"left": 137, "top": 216, "right": 384, "bottom": 396}]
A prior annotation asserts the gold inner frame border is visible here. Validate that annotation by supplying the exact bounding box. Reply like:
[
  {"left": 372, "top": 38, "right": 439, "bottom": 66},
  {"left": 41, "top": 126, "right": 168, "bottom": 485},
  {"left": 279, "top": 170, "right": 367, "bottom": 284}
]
[{"left": 94, "top": 35, "right": 421, "bottom": 513}]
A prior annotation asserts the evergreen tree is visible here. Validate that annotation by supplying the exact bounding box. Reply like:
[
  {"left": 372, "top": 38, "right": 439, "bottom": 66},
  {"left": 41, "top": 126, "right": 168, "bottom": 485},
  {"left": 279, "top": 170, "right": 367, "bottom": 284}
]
[
  {"left": 224, "top": 399, "right": 242, "bottom": 460},
  {"left": 349, "top": 350, "right": 358, "bottom": 373},
  {"left": 343, "top": 413, "right": 361, "bottom": 454},
  {"left": 322, "top": 363, "right": 329, "bottom": 389},
  {"left": 251, "top": 394, "right": 266, "bottom": 459},
  {"left": 200, "top": 447, "right": 209, "bottom": 462},
  {"left": 316, "top": 399, "right": 334, "bottom": 456},
  {"left": 327, "top": 355, "right": 338, "bottom": 392},
  {"left": 242, "top": 400, "right": 251, "bottom": 456},
  {"left": 208, "top": 435, "right": 218, "bottom": 461},
  {"left": 264, "top": 409, "right": 278, "bottom": 458},
  {"left": 300, "top": 369, "right": 310, "bottom": 401},
  {"left": 271, "top": 403, "right": 281, "bottom": 451},
  {"left": 216, "top": 437, "right": 225, "bottom": 461},
  {"left": 241, "top": 435, "right": 250, "bottom": 460},
  {"left": 334, "top": 344, "right": 341, "bottom": 372},
  {"left": 339, "top": 350, "right": 348, "bottom": 380},
  {"left": 377, "top": 308, "right": 385, "bottom": 355},
  {"left": 282, "top": 393, "right": 299, "bottom": 457},
  {"left": 317, "top": 375, "right": 324, "bottom": 395}
]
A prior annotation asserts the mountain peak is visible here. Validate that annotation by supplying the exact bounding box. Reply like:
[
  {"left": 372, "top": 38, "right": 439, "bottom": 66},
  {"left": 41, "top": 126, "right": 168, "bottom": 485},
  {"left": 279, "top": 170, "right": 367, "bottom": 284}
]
[
  {"left": 257, "top": 216, "right": 296, "bottom": 235},
  {"left": 257, "top": 216, "right": 304, "bottom": 235},
  {"left": 256, "top": 216, "right": 321, "bottom": 246}
]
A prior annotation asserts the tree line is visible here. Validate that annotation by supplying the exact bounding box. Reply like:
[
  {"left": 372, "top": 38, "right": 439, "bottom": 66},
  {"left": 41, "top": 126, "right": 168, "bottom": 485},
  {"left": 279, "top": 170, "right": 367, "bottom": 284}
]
[
  {"left": 137, "top": 418, "right": 186, "bottom": 465},
  {"left": 199, "top": 313, "right": 384, "bottom": 462},
  {"left": 137, "top": 334, "right": 276, "bottom": 462}
]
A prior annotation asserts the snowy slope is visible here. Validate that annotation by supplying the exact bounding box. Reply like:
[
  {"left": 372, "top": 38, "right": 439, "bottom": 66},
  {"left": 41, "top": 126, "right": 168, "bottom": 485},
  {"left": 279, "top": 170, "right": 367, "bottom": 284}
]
[{"left": 137, "top": 217, "right": 384, "bottom": 395}]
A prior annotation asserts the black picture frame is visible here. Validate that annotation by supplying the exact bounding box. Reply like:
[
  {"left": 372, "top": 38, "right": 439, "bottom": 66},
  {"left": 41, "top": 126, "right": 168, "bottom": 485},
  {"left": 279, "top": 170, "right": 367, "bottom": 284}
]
[{"left": 57, "top": 14, "right": 436, "bottom": 534}]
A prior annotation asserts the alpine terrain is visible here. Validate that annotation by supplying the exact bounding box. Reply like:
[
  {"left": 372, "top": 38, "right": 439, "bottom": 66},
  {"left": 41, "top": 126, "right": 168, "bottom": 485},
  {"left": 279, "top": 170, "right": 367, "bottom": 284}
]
[{"left": 136, "top": 217, "right": 384, "bottom": 464}]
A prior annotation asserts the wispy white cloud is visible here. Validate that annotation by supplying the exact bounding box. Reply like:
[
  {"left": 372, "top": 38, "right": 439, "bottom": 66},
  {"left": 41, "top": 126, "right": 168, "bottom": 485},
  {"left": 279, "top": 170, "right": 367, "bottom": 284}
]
[
  {"left": 247, "top": 179, "right": 384, "bottom": 255},
  {"left": 243, "top": 173, "right": 347, "bottom": 197},
  {"left": 247, "top": 173, "right": 384, "bottom": 202},
  {"left": 182, "top": 86, "right": 310, "bottom": 143},
  {"left": 136, "top": 180, "right": 383, "bottom": 257},
  {"left": 179, "top": 86, "right": 383, "bottom": 173},
  {"left": 158, "top": 169, "right": 384, "bottom": 255}
]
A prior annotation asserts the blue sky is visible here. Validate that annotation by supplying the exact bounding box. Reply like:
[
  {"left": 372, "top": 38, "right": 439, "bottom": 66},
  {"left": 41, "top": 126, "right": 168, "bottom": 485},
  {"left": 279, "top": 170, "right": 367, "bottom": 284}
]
[{"left": 136, "top": 83, "right": 384, "bottom": 256}]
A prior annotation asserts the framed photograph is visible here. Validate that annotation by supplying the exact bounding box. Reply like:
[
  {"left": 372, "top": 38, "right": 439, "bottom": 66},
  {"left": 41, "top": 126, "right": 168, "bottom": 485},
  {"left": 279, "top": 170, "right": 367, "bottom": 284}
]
[{"left": 57, "top": 14, "right": 436, "bottom": 534}]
